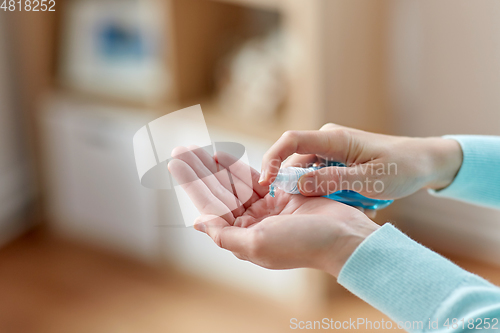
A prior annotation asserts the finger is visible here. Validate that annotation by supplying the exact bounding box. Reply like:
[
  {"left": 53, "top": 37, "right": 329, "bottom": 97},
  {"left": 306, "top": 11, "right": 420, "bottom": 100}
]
[
  {"left": 233, "top": 215, "right": 260, "bottom": 228},
  {"left": 215, "top": 151, "right": 268, "bottom": 198},
  {"left": 168, "top": 159, "right": 235, "bottom": 223},
  {"left": 187, "top": 145, "right": 244, "bottom": 207},
  {"left": 187, "top": 144, "right": 218, "bottom": 174},
  {"left": 259, "top": 129, "right": 350, "bottom": 186},
  {"left": 194, "top": 214, "right": 229, "bottom": 233},
  {"left": 196, "top": 214, "right": 253, "bottom": 254},
  {"left": 172, "top": 146, "right": 245, "bottom": 216},
  {"left": 282, "top": 153, "right": 319, "bottom": 169},
  {"left": 230, "top": 174, "right": 262, "bottom": 209},
  {"left": 190, "top": 146, "right": 262, "bottom": 210}
]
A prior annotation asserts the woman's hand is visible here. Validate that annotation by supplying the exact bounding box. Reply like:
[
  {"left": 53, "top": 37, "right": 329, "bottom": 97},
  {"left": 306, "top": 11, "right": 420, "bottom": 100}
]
[
  {"left": 168, "top": 145, "right": 379, "bottom": 277},
  {"left": 259, "top": 123, "right": 463, "bottom": 200}
]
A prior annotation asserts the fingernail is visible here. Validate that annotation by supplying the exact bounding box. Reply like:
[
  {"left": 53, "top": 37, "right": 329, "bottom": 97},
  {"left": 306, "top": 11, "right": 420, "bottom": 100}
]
[
  {"left": 258, "top": 170, "right": 266, "bottom": 184},
  {"left": 298, "top": 174, "right": 315, "bottom": 194},
  {"left": 194, "top": 223, "right": 206, "bottom": 233}
]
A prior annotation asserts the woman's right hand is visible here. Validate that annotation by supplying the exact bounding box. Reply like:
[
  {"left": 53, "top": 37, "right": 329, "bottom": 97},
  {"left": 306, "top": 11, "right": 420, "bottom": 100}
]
[{"left": 259, "top": 123, "right": 463, "bottom": 200}]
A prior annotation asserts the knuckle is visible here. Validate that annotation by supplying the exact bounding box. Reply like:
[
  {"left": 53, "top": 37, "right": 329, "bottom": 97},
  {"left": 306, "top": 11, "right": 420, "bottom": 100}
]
[
  {"left": 213, "top": 233, "right": 224, "bottom": 248},
  {"left": 328, "top": 128, "right": 352, "bottom": 148},
  {"left": 281, "top": 130, "right": 300, "bottom": 141},
  {"left": 320, "top": 124, "right": 352, "bottom": 144},
  {"left": 320, "top": 123, "right": 336, "bottom": 131},
  {"left": 331, "top": 127, "right": 349, "bottom": 139}
]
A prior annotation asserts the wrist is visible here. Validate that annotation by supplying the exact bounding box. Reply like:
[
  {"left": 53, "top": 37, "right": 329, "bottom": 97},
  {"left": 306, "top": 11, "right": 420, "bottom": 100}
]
[
  {"left": 421, "top": 137, "right": 463, "bottom": 191},
  {"left": 324, "top": 217, "right": 380, "bottom": 278}
]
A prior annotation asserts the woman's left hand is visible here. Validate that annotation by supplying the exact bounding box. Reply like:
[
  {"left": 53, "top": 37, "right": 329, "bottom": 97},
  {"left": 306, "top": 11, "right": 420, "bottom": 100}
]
[{"left": 168, "top": 146, "right": 379, "bottom": 277}]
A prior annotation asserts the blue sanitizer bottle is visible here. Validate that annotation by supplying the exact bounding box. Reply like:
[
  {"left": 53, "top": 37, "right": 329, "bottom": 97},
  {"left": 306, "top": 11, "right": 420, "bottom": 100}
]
[{"left": 269, "top": 164, "right": 393, "bottom": 210}]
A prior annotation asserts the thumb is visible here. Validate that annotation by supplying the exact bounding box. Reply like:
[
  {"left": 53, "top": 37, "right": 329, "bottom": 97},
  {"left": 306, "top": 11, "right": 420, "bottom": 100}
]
[{"left": 297, "top": 166, "right": 369, "bottom": 196}]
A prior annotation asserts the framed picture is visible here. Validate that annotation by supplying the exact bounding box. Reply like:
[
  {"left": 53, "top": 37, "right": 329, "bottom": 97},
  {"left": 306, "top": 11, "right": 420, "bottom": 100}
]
[{"left": 59, "top": 0, "right": 170, "bottom": 103}]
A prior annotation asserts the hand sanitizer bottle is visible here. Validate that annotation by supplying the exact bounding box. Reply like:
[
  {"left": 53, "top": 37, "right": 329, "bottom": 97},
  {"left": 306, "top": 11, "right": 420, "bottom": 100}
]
[{"left": 269, "top": 165, "right": 393, "bottom": 210}]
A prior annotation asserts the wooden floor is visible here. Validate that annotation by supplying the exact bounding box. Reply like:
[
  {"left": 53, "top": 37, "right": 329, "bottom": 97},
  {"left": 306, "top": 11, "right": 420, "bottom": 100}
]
[{"left": 0, "top": 229, "right": 499, "bottom": 333}]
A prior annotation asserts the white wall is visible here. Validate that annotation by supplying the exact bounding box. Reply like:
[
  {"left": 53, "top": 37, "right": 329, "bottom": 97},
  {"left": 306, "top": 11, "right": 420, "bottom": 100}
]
[
  {"left": 388, "top": 0, "right": 500, "bottom": 263},
  {"left": 389, "top": 0, "right": 500, "bottom": 137}
]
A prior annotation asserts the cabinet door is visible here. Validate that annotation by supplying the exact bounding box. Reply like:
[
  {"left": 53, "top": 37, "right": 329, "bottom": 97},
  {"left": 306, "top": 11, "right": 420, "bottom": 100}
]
[{"left": 41, "top": 98, "right": 160, "bottom": 261}]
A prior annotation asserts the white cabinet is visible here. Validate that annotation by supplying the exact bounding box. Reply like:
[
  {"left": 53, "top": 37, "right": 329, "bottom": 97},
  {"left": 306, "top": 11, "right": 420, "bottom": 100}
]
[
  {"left": 40, "top": 95, "right": 316, "bottom": 305},
  {"left": 40, "top": 95, "right": 160, "bottom": 261}
]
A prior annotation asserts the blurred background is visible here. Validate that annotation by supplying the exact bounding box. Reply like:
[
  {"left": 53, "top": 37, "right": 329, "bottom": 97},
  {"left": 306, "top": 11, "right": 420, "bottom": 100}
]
[{"left": 1, "top": 0, "right": 500, "bottom": 332}]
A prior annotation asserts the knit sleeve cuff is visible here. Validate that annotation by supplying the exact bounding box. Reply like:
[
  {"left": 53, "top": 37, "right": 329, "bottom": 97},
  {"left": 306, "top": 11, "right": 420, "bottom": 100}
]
[
  {"left": 337, "top": 223, "right": 471, "bottom": 324},
  {"left": 428, "top": 135, "right": 500, "bottom": 209}
]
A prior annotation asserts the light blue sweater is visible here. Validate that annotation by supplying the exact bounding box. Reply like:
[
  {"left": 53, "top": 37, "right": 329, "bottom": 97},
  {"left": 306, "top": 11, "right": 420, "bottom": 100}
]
[{"left": 337, "top": 135, "right": 500, "bottom": 332}]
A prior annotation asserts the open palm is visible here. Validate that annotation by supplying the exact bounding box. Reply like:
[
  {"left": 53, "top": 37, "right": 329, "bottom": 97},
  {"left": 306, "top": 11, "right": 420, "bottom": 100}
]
[{"left": 168, "top": 145, "right": 377, "bottom": 274}]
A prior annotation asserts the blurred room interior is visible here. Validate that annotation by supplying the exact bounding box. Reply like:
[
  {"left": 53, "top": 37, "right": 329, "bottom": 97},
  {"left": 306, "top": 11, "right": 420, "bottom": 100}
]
[{"left": 1, "top": 0, "right": 500, "bottom": 332}]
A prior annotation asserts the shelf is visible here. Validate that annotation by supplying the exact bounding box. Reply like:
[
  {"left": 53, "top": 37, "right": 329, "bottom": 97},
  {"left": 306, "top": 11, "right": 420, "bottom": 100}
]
[
  {"left": 199, "top": 99, "right": 288, "bottom": 142},
  {"left": 209, "top": 0, "right": 283, "bottom": 12}
]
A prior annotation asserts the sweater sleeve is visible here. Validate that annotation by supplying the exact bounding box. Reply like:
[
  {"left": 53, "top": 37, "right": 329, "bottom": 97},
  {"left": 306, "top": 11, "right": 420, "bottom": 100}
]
[
  {"left": 429, "top": 135, "right": 500, "bottom": 209},
  {"left": 337, "top": 223, "right": 500, "bottom": 333}
]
